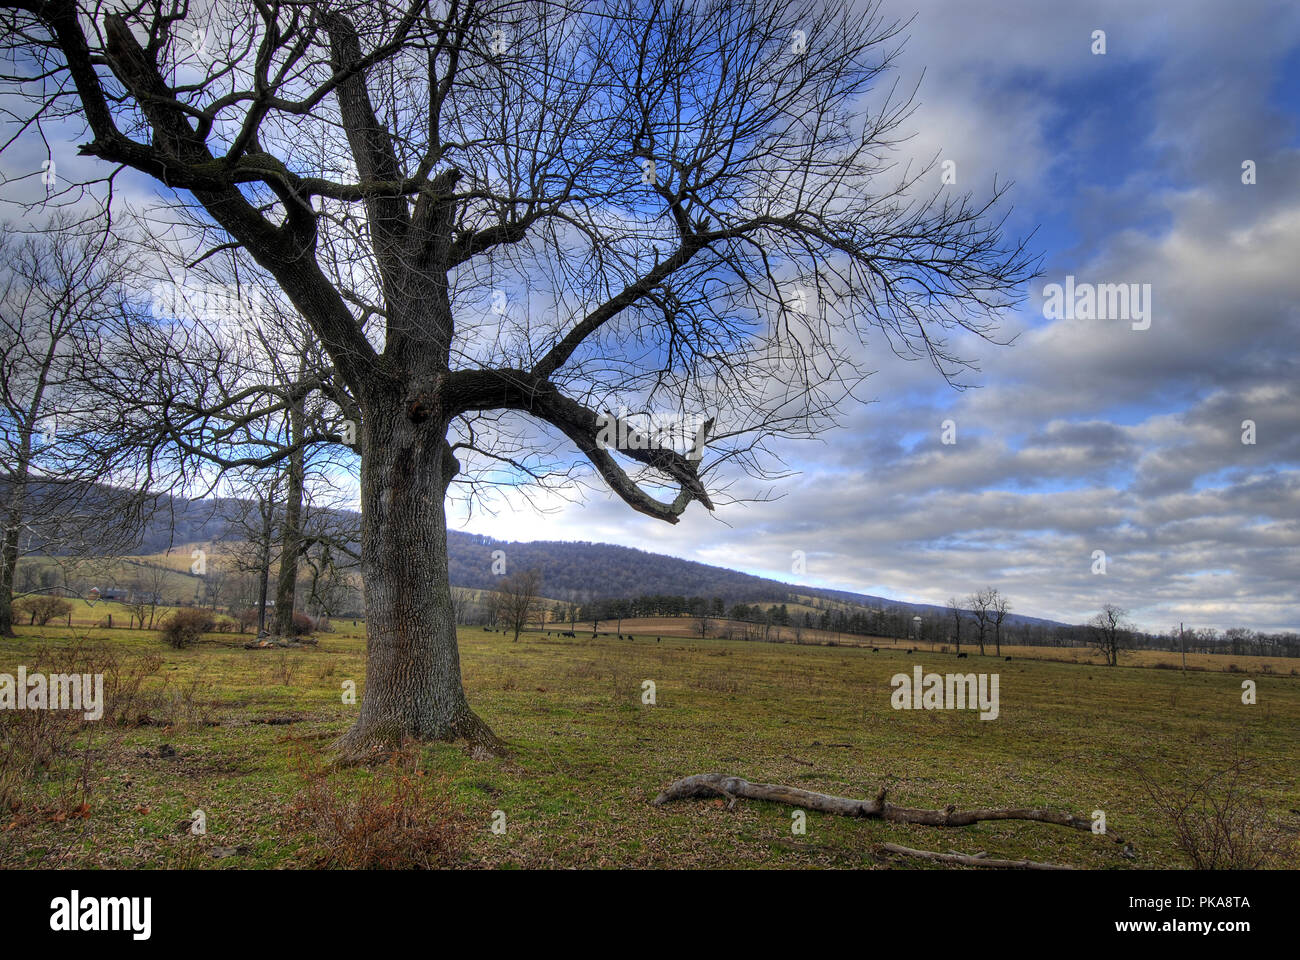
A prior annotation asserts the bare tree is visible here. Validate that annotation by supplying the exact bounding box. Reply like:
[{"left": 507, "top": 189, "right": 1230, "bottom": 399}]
[
  {"left": 946, "top": 597, "right": 964, "bottom": 655},
  {"left": 1, "top": 0, "right": 1034, "bottom": 753},
  {"left": 101, "top": 248, "right": 359, "bottom": 639},
  {"left": 611, "top": 598, "right": 629, "bottom": 636},
  {"left": 1089, "top": 603, "right": 1132, "bottom": 667},
  {"left": 0, "top": 217, "right": 146, "bottom": 635},
  {"left": 224, "top": 468, "right": 286, "bottom": 636},
  {"left": 990, "top": 589, "right": 1010, "bottom": 656},
  {"left": 695, "top": 613, "right": 711, "bottom": 639},
  {"left": 967, "top": 588, "right": 993, "bottom": 656},
  {"left": 123, "top": 560, "right": 168, "bottom": 629},
  {"left": 491, "top": 567, "right": 542, "bottom": 643}
]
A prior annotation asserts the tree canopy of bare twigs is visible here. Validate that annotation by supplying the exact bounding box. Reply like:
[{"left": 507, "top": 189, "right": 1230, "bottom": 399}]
[
  {"left": 0, "top": 216, "right": 148, "bottom": 635},
  {"left": 0, "top": 0, "right": 1037, "bottom": 753}
]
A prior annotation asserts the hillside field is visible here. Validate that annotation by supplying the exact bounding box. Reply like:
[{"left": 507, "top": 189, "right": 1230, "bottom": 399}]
[
  {"left": 601, "top": 616, "right": 1300, "bottom": 675},
  {"left": 1, "top": 622, "right": 1296, "bottom": 869}
]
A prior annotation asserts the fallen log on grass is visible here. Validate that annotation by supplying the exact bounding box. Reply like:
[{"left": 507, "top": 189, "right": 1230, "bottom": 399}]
[
  {"left": 877, "top": 842, "right": 1073, "bottom": 870},
  {"left": 652, "top": 772, "right": 1131, "bottom": 849}
]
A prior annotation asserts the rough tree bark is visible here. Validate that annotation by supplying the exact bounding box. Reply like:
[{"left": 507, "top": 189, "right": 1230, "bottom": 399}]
[{"left": 335, "top": 402, "right": 503, "bottom": 756}]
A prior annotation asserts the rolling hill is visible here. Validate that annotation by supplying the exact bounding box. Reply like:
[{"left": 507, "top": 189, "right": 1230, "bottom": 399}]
[{"left": 23, "top": 484, "right": 1071, "bottom": 628}]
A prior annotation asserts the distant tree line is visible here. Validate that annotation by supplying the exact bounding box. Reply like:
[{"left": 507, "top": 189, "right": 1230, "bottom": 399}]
[{"left": 560, "top": 588, "right": 1300, "bottom": 661}]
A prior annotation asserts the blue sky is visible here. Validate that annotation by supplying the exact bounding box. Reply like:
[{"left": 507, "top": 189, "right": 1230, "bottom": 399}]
[{"left": 449, "top": 0, "right": 1300, "bottom": 633}]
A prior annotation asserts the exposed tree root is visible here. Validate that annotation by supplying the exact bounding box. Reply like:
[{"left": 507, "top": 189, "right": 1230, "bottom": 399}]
[
  {"left": 333, "top": 709, "right": 508, "bottom": 765},
  {"left": 877, "top": 842, "right": 1073, "bottom": 870},
  {"left": 448, "top": 709, "right": 510, "bottom": 760},
  {"left": 653, "top": 773, "right": 1132, "bottom": 865}
]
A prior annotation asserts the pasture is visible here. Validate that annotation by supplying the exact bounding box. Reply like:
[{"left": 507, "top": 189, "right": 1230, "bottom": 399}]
[{"left": 1, "top": 622, "right": 1296, "bottom": 869}]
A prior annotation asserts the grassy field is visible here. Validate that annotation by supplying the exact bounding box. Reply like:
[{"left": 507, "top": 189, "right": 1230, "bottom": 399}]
[
  {"left": 607, "top": 616, "right": 1300, "bottom": 674},
  {"left": 1, "top": 621, "right": 1297, "bottom": 869}
]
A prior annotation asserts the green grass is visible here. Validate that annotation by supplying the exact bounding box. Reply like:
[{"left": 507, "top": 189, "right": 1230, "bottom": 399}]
[{"left": 2, "top": 622, "right": 1297, "bottom": 868}]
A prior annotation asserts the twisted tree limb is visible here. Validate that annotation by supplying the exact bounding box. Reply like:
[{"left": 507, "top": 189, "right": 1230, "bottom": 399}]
[{"left": 653, "top": 773, "right": 1131, "bottom": 848}]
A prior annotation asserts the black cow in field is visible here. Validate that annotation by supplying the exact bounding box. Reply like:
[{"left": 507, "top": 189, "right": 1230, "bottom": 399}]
[
  {"left": 871, "top": 647, "right": 879, "bottom": 652},
  {"left": 656, "top": 636, "right": 661, "bottom": 642},
  {"left": 1005, "top": 656, "right": 1012, "bottom": 661},
  {"left": 956, "top": 652, "right": 968, "bottom": 659},
  {"left": 905, "top": 648, "right": 913, "bottom": 654},
  {"left": 628, "top": 635, "right": 635, "bottom": 640}
]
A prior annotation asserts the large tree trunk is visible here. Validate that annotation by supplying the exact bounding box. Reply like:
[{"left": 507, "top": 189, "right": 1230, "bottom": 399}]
[{"left": 336, "top": 406, "right": 503, "bottom": 758}]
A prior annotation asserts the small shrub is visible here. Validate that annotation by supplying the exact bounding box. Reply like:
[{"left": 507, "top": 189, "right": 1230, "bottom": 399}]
[
  {"left": 13, "top": 596, "right": 73, "bottom": 626},
  {"left": 290, "top": 611, "right": 316, "bottom": 636},
  {"left": 0, "top": 642, "right": 162, "bottom": 854},
  {"left": 269, "top": 653, "right": 297, "bottom": 687},
  {"left": 290, "top": 754, "right": 461, "bottom": 869},
  {"left": 159, "top": 608, "right": 214, "bottom": 648},
  {"left": 1128, "top": 745, "right": 1297, "bottom": 869}
]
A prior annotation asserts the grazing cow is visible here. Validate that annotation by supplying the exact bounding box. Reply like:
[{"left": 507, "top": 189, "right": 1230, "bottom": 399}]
[
  {"left": 871, "top": 647, "right": 879, "bottom": 652},
  {"left": 618, "top": 634, "right": 623, "bottom": 640},
  {"left": 628, "top": 635, "right": 635, "bottom": 641},
  {"left": 906, "top": 648, "right": 913, "bottom": 654},
  {"left": 956, "top": 652, "right": 968, "bottom": 659},
  {"left": 1005, "top": 656, "right": 1012, "bottom": 661}
]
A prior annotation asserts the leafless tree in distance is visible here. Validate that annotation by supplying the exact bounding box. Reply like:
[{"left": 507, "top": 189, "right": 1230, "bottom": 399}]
[
  {"left": 990, "top": 588, "right": 1010, "bottom": 656},
  {"left": 946, "top": 596, "right": 964, "bottom": 655},
  {"left": 1089, "top": 603, "right": 1131, "bottom": 667},
  {"left": 0, "top": 216, "right": 146, "bottom": 636},
  {"left": 491, "top": 567, "right": 542, "bottom": 643},
  {"left": 966, "top": 587, "right": 992, "bottom": 656}
]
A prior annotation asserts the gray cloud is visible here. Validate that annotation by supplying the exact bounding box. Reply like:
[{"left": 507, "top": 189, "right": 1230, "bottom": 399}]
[{"left": 452, "top": 1, "right": 1300, "bottom": 635}]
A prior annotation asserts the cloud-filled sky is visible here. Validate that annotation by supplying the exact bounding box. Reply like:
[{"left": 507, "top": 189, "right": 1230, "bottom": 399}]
[
  {"left": 449, "top": 0, "right": 1300, "bottom": 633},
  {"left": 3, "top": 1, "right": 1296, "bottom": 635}
]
